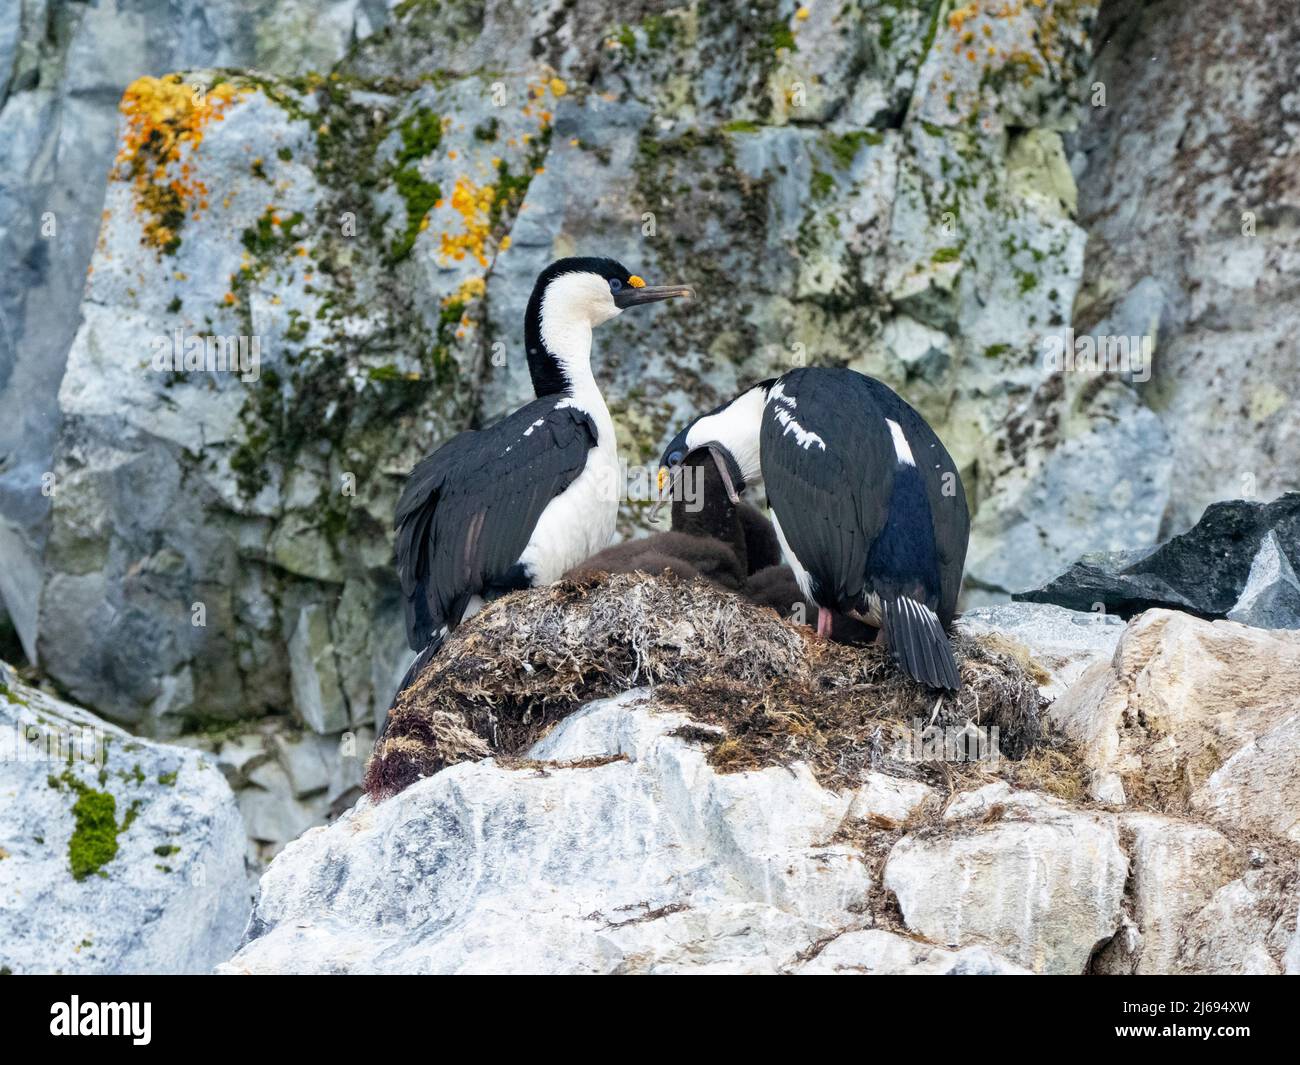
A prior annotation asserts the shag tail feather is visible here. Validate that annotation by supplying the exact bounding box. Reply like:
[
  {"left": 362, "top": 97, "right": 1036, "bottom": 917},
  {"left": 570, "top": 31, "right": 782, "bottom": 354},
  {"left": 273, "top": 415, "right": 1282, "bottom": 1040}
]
[{"left": 881, "top": 595, "right": 960, "bottom": 691}]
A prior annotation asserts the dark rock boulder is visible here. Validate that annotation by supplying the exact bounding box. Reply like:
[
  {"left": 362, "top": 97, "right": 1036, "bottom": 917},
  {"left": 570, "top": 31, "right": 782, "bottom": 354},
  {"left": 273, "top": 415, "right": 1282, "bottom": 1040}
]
[{"left": 1014, "top": 494, "right": 1300, "bottom": 624}]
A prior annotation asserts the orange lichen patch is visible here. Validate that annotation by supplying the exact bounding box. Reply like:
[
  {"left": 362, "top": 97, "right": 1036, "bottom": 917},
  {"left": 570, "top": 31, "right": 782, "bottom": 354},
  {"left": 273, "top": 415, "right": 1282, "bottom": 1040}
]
[
  {"left": 114, "top": 74, "right": 249, "bottom": 254},
  {"left": 948, "top": 1, "right": 981, "bottom": 32},
  {"left": 437, "top": 175, "right": 496, "bottom": 268},
  {"left": 1003, "top": 46, "right": 1046, "bottom": 79},
  {"left": 443, "top": 277, "right": 487, "bottom": 307},
  {"left": 932, "top": 0, "right": 1077, "bottom": 111}
]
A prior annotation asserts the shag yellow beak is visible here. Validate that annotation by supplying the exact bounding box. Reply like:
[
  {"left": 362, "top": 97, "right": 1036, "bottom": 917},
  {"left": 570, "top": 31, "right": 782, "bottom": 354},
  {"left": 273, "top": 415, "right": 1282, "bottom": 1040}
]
[
  {"left": 628, "top": 275, "right": 646, "bottom": 288},
  {"left": 649, "top": 465, "right": 674, "bottom": 524}
]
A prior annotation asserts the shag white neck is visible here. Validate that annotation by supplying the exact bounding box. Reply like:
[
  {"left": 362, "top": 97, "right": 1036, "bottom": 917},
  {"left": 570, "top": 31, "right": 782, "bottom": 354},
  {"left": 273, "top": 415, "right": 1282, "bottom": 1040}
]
[
  {"left": 538, "top": 280, "right": 615, "bottom": 440},
  {"left": 687, "top": 382, "right": 769, "bottom": 486}
]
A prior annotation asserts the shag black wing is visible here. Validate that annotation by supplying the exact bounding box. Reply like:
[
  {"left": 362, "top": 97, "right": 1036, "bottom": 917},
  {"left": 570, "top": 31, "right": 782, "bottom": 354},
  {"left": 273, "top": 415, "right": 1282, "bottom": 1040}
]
[
  {"left": 394, "top": 398, "right": 598, "bottom": 651},
  {"left": 761, "top": 367, "right": 969, "bottom": 624},
  {"left": 759, "top": 368, "right": 896, "bottom": 607},
  {"left": 876, "top": 378, "right": 969, "bottom": 624}
]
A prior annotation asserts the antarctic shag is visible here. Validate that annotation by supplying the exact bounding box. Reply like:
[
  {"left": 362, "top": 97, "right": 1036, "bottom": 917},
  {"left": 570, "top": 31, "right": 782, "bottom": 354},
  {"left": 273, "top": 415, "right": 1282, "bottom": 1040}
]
[
  {"left": 656, "top": 366, "right": 970, "bottom": 689},
  {"left": 386, "top": 258, "right": 692, "bottom": 720}
]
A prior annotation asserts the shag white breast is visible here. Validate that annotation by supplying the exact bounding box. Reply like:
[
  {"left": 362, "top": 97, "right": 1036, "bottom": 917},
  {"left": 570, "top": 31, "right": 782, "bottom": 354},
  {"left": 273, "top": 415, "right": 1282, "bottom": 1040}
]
[{"left": 515, "top": 395, "right": 619, "bottom": 584}]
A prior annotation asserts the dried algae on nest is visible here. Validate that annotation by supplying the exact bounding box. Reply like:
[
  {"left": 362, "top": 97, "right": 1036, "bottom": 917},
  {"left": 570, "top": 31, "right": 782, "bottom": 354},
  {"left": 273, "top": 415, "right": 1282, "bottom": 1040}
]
[{"left": 365, "top": 572, "right": 1085, "bottom": 802}]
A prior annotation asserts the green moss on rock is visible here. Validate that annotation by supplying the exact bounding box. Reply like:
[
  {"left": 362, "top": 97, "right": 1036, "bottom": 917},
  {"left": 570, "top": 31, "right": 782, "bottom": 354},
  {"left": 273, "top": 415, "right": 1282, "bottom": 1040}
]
[
  {"left": 825, "top": 130, "right": 884, "bottom": 169},
  {"left": 69, "top": 788, "right": 119, "bottom": 880},
  {"left": 58, "top": 768, "right": 140, "bottom": 882},
  {"left": 389, "top": 108, "right": 444, "bottom": 262},
  {"left": 0, "top": 680, "right": 29, "bottom": 707}
]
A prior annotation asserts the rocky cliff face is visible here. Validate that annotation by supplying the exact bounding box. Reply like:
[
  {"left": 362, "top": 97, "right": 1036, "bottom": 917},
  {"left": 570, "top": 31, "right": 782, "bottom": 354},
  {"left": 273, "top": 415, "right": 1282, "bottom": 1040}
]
[
  {"left": 10, "top": 0, "right": 1107, "bottom": 744},
  {"left": 1074, "top": 0, "right": 1300, "bottom": 536},
  {"left": 0, "top": 0, "right": 382, "bottom": 666},
  {"left": 1, "top": 0, "right": 1296, "bottom": 884}
]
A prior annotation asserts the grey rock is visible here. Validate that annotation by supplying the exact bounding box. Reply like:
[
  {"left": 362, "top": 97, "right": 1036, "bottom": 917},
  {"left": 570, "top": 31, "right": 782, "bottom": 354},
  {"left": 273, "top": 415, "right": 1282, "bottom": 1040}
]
[
  {"left": 846, "top": 772, "right": 935, "bottom": 826},
  {"left": 797, "top": 929, "right": 1030, "bottom": 976},
  {"left": 967, "top": 382, "right": 1173, "bottom": 597},
  {"left": 1228, "top": 532, "right": 1300, "bottom": 630},
  {"left": 37, "top": 72, "right": 466, "bottom": 732},
  {"left": 958, "top": 602, "right": 1124, "bottom": 702},
  {"left": 0, "top": 660, "right": 248, "bottom": 974},
  {"left": 0, "top": 516, "right": 41, "bottom": 663},
  {"left": 883, "top": 783, "right": 1127, "bottom": 975},
  {"left": 0, "top": 0, "right": 377, "bottom": 663},
  {"left": 210, "top": 732, "right": 272, "bottom": 787},
  {"left": 287, "top": 605, "right": 349, "bottom": 736},
  {"left": 1076, "top": 0, "right": 1300, "bottom": 534},
  {"left": 269, "top": 731, "right": 335, "bottom": 799},
  {"left": 177, "top": 717, "right": 373, "bottom": 867},
  {"left": 238, "top": 760, "right": 329, "bottom": 853},
  {"left": 1092, "top": 814, "right": 1245, "bottom": 976},
  {"left": 224, "top": 691, "right": 879, "bottom": 974},
  {"left": 1174, "top": 866, "right": 1300, "bottom": 976},
  {"left": 1049, "top": 609, "right": 1300, "bottom": 827},
  {"left": 0, "top": 8, "right": 19, "bottom": 105}
]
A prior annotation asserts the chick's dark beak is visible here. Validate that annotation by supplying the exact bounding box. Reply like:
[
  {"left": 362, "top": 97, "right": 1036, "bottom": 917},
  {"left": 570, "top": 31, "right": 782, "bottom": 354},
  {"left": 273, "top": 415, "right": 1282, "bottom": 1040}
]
[
  {"left": 703, "top": 445, "right": 741, "bottom": 505},
  {"left": 614, "top": 283, "right": 695, "bottom": 308}
]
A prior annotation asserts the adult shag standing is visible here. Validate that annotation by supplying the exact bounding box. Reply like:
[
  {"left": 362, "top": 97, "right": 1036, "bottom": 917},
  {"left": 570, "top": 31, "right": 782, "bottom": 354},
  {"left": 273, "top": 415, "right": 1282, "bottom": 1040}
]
[{"left": 386, "top": 258, "right": 692, "bottom": 723}]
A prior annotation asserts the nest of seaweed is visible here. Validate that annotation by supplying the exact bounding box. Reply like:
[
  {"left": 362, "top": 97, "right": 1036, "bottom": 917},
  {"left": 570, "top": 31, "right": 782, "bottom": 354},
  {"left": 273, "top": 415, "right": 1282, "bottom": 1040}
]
[{"left": 365, "top": 572, "right": 1084, "bottom": 802}]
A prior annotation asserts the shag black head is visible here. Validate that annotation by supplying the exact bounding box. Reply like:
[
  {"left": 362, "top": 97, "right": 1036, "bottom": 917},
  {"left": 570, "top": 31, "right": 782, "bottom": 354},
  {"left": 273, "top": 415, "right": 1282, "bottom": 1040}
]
[{"left": 524, "top": 257, "right": 694, "bottom": 397}]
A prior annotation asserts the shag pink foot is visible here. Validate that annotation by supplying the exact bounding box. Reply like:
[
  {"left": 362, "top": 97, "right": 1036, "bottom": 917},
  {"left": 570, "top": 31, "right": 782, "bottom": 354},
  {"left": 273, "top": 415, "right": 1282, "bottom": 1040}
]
[{"left": 817, "top": 607, "right": 834, "bottom": 639}]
